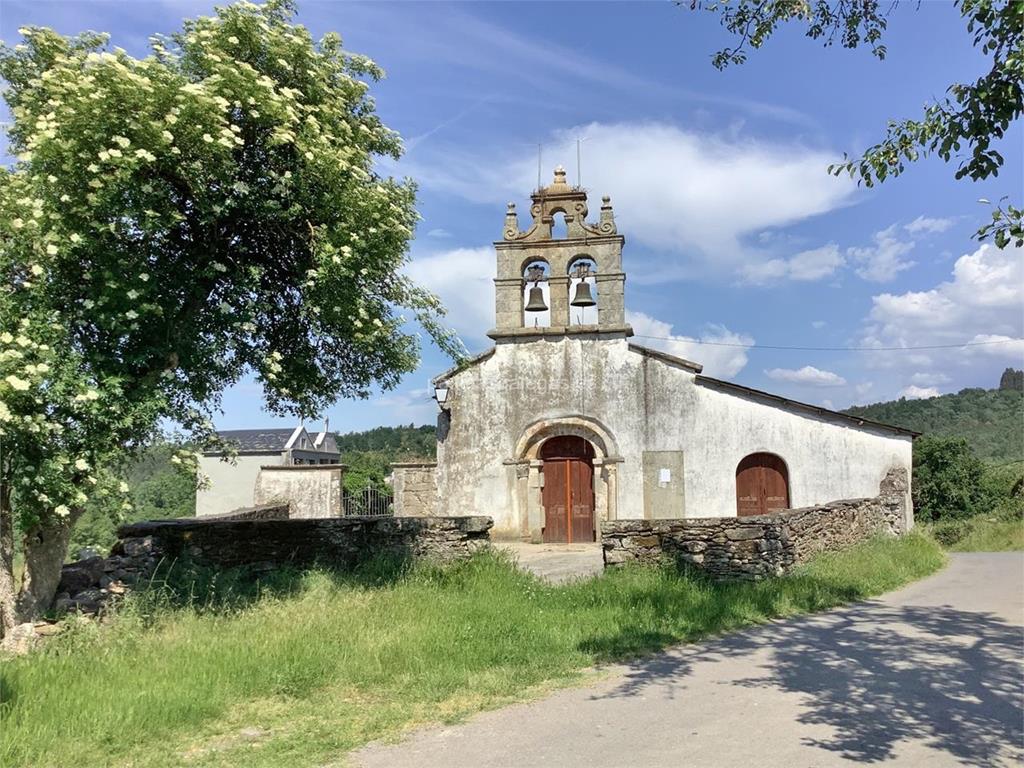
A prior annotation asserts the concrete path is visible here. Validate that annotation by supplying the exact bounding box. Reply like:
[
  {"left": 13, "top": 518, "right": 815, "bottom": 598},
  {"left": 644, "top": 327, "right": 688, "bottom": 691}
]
[
  {"left": 495, "top": 542, "right": 604, "bottom": 584},
  {"left": 353, "top": 552, "right": 1024, "bottom": 768}
]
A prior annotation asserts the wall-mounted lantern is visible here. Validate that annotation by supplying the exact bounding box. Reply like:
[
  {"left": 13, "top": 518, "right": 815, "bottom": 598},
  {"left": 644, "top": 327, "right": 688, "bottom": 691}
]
[{"left": 433, "top": 383, "right": 450, "bottom": 412}]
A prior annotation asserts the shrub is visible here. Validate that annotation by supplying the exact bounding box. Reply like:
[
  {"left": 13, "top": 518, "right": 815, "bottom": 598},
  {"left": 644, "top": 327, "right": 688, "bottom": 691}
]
[{"left": 913, "top": 435, "right": 990, "bottom": 521}]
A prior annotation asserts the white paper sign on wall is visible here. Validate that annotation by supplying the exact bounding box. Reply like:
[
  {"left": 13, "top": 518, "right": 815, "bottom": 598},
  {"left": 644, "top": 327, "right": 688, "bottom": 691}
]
[{"left": 658, "top": 468, "right": 671, "bottom": 486}]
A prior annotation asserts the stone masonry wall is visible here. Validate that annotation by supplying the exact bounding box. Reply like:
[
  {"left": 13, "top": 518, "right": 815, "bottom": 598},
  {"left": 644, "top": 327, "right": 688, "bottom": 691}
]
[
  {"left": 117, "top": 515, "right": 492, "bottom": 571},
  {"left": 391, "top": 461, "right": 437, "bottom": 516},
  {"left": 53, "top": 504, "right": 291, "bottom": 615},
  {"left": 53, "top": 508, "right": 489, "bottom": 616},
  {"left": 602, "top": 467, "right": 909, "bottom": 581}
]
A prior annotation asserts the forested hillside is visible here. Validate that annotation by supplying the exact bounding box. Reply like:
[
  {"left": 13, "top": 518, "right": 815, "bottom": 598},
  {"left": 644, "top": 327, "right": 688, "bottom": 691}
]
[
  {"left": 335, "top": 424, "right": 436, "bottom": 493},
  {"left": 334, "top": 424, "right": 436, "bottom": 456},
  {"left": 843, "top": 388, "right": 1024, "bottom": 463}
]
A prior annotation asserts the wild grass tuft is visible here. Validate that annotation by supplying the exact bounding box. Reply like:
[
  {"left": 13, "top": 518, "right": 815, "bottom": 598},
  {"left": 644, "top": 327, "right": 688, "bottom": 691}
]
[{"left": 0, "top": 532, "right": 943, "bottom": 768}]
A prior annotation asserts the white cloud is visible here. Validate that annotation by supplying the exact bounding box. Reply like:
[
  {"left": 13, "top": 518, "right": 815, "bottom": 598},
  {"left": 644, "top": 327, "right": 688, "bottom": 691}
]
[
  {"left": 910, "top": 372, "right": 951, "bottom": 386},
  {"left": 765, "top": 365, "right": 847, "bottom": 387},
  {"left": 426, "top": 228, "right": 452, "bottom": 239},
  {"left": 905, "top": 215, "right": 955, "bottom": 235},
  {"left": 859, "top": 243, "right": 1024, "bottom": 394},
  {"left": 407, "top": 121, "right": 857, "bottom": 278},
  {"left": 406, "top": 247, "right": 494, "bottom": 343},
  {"left": 741, "top": 243, "right": 844, "bottom": 284},
  {"left": 371, "top": 386, "right": 437, "bottom": 425},
  {"left": 966, "top": 334, "right": 1024, "bottom": 359},
  {"left": 900, "top": 385, "right": 940, "bottom": 400},
  {"left": 848, "top": 224, "right": 916, "bottom": 282},
  {"left": 626, "top": 310, "right": 753, "bottom": 378},
  {"left": 811, "top": 320, "right": 827, "bottom": 329}
]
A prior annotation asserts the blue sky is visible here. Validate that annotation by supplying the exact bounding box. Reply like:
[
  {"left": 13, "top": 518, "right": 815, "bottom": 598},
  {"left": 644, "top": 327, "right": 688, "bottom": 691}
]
[{"left": 3, "top": 1, "right": 1022, "bottom": 434}]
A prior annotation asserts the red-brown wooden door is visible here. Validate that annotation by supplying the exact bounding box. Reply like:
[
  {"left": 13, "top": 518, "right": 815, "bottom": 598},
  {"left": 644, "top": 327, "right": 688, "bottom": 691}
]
[
  {"left": 541, "top": 437, "right": 595, "bottom": 543},
  {"left": 736, "top": 453, "right": 790, "bottom": 517}
]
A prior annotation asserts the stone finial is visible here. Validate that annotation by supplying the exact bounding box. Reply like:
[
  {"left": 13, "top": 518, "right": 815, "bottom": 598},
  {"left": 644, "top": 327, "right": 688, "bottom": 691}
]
[
  {"left": 503, "top": 201, "right": 520, "bottom": 239},
  {"left": 599, "top": 195, "right": 616, "bottom": 233},
  {"left": 551, "top": 165, "right": 568, "bottom": 188}
]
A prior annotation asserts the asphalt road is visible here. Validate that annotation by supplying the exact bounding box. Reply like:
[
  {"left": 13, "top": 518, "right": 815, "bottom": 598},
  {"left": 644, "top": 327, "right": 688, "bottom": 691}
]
[{"left": 353, "top": 552, "right": 1024, "bottom": 768}]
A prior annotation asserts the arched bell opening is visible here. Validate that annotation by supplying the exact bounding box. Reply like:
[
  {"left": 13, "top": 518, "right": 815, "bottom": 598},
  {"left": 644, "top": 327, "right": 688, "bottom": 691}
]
[
  {"left": 551, "top": 210, "right": 569, "bottom": 240},
  {"left": 539, "top": 435, "right": 596, "bottom": 543},
  {"left": 567, "top": 256, "right": 598, "bottom": 325},
  {"left": 521, "top": 260, "right": 551, "bottom": 328}
]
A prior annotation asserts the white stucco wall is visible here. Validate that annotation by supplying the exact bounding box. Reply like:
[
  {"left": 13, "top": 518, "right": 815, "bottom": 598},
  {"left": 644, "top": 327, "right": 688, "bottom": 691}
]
[
  {"left": 196, "top": 453, "right": 279, "bottom": 517},
  {"left": 435, "top": 336, "right": 912, "bottom": 537}
]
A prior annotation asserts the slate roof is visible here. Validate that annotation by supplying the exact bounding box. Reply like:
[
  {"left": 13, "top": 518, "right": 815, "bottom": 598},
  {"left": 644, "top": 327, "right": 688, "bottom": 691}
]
[
  {"left": 213, "top": 428, "right": 298, "bottom": 453},
  {"left": 210, "top": 428, "right": 342, "bottom": 455}
]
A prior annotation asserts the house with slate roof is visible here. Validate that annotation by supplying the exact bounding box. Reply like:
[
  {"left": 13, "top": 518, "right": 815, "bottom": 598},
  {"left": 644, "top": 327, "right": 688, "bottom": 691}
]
[{"left": 196, "top": 423, "right": 340, "bottom": 517}]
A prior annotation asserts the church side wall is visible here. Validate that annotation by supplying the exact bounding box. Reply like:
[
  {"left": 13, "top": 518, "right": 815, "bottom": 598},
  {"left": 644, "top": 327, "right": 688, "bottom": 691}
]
[{"left": 434, "top": 337, "right": 913, "bottom": 536}]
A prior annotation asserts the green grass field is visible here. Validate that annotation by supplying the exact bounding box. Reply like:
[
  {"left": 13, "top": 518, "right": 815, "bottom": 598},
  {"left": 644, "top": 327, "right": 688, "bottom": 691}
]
[{"left": 0, "top": 532, "right": 944, "bottom": 768}]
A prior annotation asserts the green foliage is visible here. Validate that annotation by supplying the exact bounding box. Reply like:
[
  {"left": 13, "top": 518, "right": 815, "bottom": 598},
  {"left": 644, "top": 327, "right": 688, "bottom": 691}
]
[
  {"left": 689, "top": 0, "right": 1023, "bottom": 247},
  {"left": 0, "top": 1, "right": 463, "bottom": 614},
  {"left": 335, "top": 424, "right": 435, "bottom": 493},
  {"left": 334, "top": 424, "right": 436, "bottom": 455},
  {"left": 67, "top": 443, "right": 196, "bottom": 556},
  {"left": 0, "top": 533, "right": 942, "bottom": 766},
  {"left": 912, "top": 435, "right": 991, "bottom": 522},
  {"left": 843, "top": 387, "right": 1024, "bottom": 463}
]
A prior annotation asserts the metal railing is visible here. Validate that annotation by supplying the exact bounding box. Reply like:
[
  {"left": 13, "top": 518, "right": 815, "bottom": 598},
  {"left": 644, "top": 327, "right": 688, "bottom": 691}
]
[{"left": 342, "top": 486, "right": 394, "bottom": 517}]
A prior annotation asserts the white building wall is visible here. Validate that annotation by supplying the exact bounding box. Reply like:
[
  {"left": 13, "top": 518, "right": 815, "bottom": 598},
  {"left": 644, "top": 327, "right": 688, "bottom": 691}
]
[
  {"left": 196, "top": 453, "right": 279, "bottom": 517},
  {"left": 435, "top": 336, "right": 912, "bottom": 536}
]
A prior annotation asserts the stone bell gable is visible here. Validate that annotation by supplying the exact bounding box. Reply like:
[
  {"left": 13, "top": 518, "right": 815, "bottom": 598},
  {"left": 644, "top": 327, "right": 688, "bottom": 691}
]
[
  {"left": 394, "top": 169, "right": 914, "bottom": 544},
  {"left": 490, "top": 166, "right": 630, "bottom": 339}
]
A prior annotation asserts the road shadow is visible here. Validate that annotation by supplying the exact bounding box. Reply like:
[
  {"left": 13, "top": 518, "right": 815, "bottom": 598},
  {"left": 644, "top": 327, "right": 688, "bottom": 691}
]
[{"left": 591, "top": 602, "right": 1023, "bottom": 766}]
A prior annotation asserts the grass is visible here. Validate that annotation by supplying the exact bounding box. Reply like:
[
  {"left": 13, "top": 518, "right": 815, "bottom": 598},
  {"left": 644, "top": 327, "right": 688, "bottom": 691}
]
[
  {"left": 0, "top": 532, "right": 944, "bottom": 768},
  {"left": 931, "top": 515, "right": 1024, "bottom": 552}
]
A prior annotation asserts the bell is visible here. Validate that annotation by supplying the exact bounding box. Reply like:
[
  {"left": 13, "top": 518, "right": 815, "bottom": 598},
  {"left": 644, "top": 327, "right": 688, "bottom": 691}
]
[
  {"left": 524, "top": 284, "right": 548, "bottom": 313},
  {"left": 570, "top": 281, "right": 596, "bottom": 308}
]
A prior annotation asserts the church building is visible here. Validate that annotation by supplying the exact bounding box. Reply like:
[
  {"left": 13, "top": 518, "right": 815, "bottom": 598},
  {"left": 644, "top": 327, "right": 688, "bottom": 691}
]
[{"left": 395, "top": 168, "right": 915, "bottom": 542}]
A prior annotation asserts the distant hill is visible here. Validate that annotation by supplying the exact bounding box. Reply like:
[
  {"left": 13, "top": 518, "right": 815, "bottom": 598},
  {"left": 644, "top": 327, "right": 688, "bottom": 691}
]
[
  {"left": 334, "top": 424, "right": 436, "bottom": 457},
  {"left": 843, "top": 387, "right": 1024, "bottom": 463},
  {"left": 334, "top": 424, "right": 436, "bottom": 493}
]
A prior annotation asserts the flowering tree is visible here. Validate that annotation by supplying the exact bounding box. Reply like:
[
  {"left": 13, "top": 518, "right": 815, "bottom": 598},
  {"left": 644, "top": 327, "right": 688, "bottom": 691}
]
[{"left": 0, "top": 0, "right": 461, "bottom": 634}]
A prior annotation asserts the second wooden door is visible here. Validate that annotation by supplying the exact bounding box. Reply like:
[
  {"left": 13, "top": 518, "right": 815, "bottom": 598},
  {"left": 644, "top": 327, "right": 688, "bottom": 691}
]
[{"left": 736, "top": 453, "right": 790, "bottom": 517}]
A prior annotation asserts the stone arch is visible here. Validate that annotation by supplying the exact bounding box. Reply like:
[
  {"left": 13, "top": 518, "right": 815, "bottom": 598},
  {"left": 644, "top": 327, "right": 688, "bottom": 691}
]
[
  {"left": 515, "top": 414, "right": 618, "bottom": 461},
  {"left": 513, "top": 415, "right": 621, "bottom": 540}
]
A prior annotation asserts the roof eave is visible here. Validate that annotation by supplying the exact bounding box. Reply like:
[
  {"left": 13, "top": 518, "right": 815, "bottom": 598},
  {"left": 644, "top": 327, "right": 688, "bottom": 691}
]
[{"left": 695, "top": 375, "right": 920, "bottom": 437}]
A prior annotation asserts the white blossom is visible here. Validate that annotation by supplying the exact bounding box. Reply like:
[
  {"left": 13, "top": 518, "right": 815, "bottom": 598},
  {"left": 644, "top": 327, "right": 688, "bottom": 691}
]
[{"left": 5, "top": 375, "right": 30, "bottom": 391}]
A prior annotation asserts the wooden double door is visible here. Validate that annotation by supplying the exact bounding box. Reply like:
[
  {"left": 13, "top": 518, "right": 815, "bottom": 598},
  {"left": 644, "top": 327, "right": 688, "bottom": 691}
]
[
  {"left": 736, "top": 452, "right": 790, "bottom": 517},
  {"left": 541, "top": 436, "right": 596, "bottom": 543}
]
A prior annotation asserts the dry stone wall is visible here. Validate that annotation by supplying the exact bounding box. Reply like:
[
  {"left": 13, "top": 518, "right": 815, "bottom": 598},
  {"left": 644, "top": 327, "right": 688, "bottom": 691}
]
[
  {"left": 602, "top": 468, "right": 909, "bottom": 580},
  {"left": 116, "top": 515, "right": 492, "bottom": 571},
  {"left": 52, "top": 506, "right": 489, "bottom": 615}
]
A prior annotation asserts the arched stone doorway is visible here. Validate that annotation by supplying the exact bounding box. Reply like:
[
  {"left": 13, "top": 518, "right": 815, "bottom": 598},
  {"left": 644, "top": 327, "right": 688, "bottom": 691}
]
[
  {"left": 510, "top": 415, "right": 621, "bottom": 542},
  {"left": 736, "top": 453, "right": 790, "bottom": 516},
  {"left": 540, "top": 436, "right": 595, "bottom": 543}
]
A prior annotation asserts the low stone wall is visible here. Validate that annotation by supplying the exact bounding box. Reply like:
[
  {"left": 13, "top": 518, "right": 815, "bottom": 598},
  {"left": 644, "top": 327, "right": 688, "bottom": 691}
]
[
  {"left": 391, "top": 461, "right": 437, "bottom": 516},
  {"left": 53, "top": 512, "right": 491, "bottom": 615},
  {"left": 602, "top": 467, "right": 909, "bottom": 580},
  {"left": 254, "top": 464, "right": 345, "bottom": 519},
  {"left": 198, "top": 502, "right": 291, "bottom": 522},
  {"left": 116, "top": 515, "right": 493, "bottom": 571}
]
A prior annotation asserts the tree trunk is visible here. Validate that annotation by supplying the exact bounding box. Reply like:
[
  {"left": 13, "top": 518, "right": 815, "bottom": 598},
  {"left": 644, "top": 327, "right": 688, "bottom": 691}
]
[
  {"left": 15, "top": 515, "right": 75, "bottom": 622},
  {"left": 0, "top": 482, "right": 17, "bottom": 638}
]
